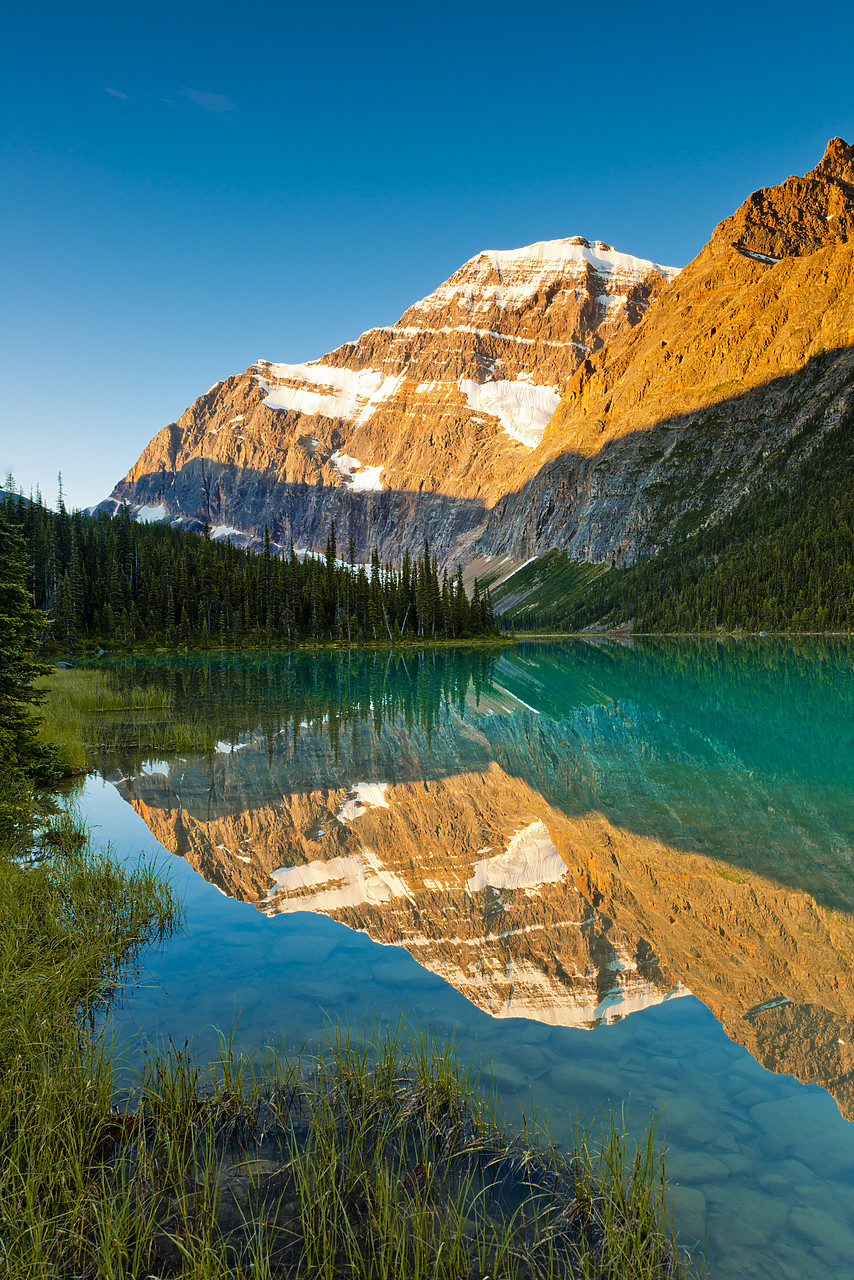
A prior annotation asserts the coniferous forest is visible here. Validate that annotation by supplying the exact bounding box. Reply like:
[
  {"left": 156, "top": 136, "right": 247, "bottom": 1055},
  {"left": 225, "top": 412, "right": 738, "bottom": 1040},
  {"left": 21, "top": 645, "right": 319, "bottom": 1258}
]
[
  {"left": 0, "top": 489, "right": 497, "bottom": 649},
  {"left": 512, "top": 406, "right": 854, "bottom": 635}
]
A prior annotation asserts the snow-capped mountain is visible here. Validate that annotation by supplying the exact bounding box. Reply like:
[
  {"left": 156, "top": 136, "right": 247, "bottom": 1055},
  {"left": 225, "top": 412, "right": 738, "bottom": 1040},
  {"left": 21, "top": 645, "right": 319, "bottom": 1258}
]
[
  {"left": 100, "top": 139, "right": 854, "bottom": 576},
  {"left": 99, "top": 236, "right": 677, "bottom": 562}
]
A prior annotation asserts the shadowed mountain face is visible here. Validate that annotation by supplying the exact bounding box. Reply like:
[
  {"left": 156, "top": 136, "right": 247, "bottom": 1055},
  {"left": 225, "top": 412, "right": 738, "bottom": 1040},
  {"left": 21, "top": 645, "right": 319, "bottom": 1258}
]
[
  {"left": 102, "top": 141, "right": 854, "bottom": 571},
  {"left": 103, "top": 640, "right": 854, "bottom": 1116}
]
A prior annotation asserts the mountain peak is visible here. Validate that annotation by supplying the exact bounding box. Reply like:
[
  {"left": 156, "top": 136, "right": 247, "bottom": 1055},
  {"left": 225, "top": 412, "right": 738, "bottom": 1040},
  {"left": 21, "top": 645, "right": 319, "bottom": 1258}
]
[
  {"left": 809, "top": 135, "right": 854, "bottom": 185},
  {"left": 708, "top": 136, "right": 854, "bottom": 261}
]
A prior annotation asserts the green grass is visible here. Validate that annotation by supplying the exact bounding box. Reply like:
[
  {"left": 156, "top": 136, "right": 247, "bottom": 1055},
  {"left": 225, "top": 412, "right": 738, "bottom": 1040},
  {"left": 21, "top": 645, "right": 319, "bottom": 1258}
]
[
  {"left": 64, "top": 1025, "right": 692, "bottom": 1280},
  {"left": 491, "top": 551, "right": 608, "bottom": 627},
  {"left": 32, "top": 665, "right": 230, "bottom": 761},
  {"left": 91, "top": 711, "right": 221, "bottom": 754},
  {"left": 0, "top": 805, "right": 183, "bottom": 1280},
  {"left": 34, "top": 667, "right": 173, "bottom": 772}
]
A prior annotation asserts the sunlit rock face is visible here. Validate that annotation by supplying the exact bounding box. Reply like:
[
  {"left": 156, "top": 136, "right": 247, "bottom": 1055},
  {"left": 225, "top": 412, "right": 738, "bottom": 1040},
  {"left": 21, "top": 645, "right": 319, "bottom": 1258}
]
[
  {"left": 506, "top": 138, "right": 854, "bottom": 566},
  {"left": 111, "top": 638, "right": 854, "bottom": 1115},
  {"left": 97, "top": 237, "right": 676, "bottom": 564}
]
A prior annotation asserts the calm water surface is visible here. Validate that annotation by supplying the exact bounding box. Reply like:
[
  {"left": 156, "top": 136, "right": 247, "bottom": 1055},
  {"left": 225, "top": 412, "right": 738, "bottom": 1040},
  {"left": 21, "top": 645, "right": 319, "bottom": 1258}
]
[{"left": 80, "top": 639, "right": 854, "bottom": 1280}]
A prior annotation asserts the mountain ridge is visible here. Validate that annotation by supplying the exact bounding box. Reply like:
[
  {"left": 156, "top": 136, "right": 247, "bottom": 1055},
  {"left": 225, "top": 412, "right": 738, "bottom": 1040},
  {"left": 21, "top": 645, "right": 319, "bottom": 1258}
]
[{"left": 478, "top": 137, "right": 854, "bottom": 566}]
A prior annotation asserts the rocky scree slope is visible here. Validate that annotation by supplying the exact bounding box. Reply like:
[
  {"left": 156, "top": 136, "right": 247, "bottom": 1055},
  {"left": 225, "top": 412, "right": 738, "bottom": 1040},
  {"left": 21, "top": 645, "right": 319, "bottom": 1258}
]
[{"left": 100, "top": 239, "right": 676, "bottom": 562}]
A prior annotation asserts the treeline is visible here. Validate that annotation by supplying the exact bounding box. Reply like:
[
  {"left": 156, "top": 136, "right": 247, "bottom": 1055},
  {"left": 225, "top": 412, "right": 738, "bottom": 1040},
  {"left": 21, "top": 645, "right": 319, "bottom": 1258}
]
[
  {"left": 0, "top": 516, "right": 60, "bottom": 816},
  {"left": 0, "top": 489, "right": 498, "bottom": 648},
  {"left": 518, "top": 401, "right": 854, "bottom": 634}
]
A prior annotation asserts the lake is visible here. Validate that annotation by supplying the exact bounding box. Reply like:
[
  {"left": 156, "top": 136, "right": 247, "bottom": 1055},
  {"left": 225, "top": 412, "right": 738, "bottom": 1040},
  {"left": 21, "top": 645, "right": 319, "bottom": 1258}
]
[{"left": 79, "top": 638, "right": 854, "bottom": 1279}]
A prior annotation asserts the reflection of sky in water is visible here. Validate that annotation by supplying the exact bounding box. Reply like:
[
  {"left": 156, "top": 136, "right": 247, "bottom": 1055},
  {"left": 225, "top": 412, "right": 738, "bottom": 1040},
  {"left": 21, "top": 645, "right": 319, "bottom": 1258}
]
[{"left": 88, "top": 640, "right": 854, "bottom": 1280}]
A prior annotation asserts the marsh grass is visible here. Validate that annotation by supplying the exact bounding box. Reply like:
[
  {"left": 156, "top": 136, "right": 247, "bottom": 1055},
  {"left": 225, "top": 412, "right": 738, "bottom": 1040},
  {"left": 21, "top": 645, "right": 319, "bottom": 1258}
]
[
  {"left": 34, "top": 666, "right": 222, "bottom": 761},
  {"left": 0, "top": 819, "right": 182, "bottom": 1280},
  {"left": 94, "top": 713, "right": 221, "bottom": 754},
  {"left": 40, "top": 1024, "right": 691, "bottom": 1280},
  {"left": 34, "top": 668, "right": 174, "bottom": 771}
]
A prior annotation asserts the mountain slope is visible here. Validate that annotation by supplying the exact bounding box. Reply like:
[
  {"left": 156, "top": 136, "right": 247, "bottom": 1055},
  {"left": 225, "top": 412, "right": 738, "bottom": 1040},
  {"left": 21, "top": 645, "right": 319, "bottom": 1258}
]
[
  {"left": 519, "top": 383, "right": 854, "bottom": 633},
  {"left": 101, "top": 239, "right": 676, "bottom": 560},
  {"left": 480, "top": 138, "right": 854, "bottom": 566}
]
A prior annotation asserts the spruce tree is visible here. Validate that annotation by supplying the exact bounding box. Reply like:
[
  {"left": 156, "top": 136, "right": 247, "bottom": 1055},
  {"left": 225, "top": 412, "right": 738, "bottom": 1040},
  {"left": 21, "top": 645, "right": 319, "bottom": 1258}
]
[{"left": 0, "top": 514, "right": 59, "bottom": 790}]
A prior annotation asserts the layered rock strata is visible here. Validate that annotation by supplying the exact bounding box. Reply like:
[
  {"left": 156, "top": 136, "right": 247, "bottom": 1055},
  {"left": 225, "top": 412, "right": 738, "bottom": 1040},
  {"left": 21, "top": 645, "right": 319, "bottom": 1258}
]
[{"left": 100, "top": 239, "right": 676, "bottom": 562}]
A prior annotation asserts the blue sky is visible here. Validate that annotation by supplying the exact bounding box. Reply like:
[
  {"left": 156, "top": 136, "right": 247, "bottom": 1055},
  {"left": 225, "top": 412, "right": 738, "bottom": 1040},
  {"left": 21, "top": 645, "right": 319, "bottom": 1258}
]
[{"left": 2, "top": 0, "right": 853, "bottom": 510}]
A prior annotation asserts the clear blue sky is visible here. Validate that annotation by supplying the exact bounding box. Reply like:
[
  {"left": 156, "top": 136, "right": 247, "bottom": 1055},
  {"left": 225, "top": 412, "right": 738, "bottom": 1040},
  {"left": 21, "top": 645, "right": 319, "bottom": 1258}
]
[{"left": 2, "top": 0, "right": 852, "bottom": 510}]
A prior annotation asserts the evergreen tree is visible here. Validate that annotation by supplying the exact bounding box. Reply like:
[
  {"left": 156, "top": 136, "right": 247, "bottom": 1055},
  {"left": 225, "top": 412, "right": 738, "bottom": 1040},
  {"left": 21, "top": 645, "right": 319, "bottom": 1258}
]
[{"left": 0, "top": 515, "right": 58, "bottom": 794}]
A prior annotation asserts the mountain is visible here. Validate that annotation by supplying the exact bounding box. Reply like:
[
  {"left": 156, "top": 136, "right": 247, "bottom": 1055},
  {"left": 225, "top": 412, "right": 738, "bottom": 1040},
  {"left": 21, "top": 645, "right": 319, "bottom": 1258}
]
[
  {"left": 483, "top": 137, "right": 854, "bottom": 567},
  {"left": 100, "top": 238, "right": 677, "bottom": 561},
  {"left": 101, "top": 138, "right": 854, "bottom": 584}
]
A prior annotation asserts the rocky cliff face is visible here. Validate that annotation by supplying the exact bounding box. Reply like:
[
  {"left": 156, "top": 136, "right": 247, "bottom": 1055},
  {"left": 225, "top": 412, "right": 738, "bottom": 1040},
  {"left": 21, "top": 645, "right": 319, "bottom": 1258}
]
[
  {"left": 100, "top": 239, "right": 676, "bottom": 563},
  {"left": 102, "top": 139, "right": 854, "bottom": 572}
]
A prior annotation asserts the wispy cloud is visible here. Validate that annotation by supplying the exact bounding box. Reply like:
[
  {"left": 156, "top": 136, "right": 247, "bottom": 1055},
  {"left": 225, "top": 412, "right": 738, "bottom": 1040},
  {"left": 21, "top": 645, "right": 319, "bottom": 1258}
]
[
  {"left": 105, "top": 87, "right": 128, "bottom": 99},
  {"left": 181, "top": 87, "right": 234, "bottom": 114}
]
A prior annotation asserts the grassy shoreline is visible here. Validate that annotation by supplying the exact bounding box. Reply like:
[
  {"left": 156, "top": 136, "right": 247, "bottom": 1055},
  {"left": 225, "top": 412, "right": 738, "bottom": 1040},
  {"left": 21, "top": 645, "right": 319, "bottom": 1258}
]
[{"left": 38, "top": 628, "right": 854, "bottom": 668}]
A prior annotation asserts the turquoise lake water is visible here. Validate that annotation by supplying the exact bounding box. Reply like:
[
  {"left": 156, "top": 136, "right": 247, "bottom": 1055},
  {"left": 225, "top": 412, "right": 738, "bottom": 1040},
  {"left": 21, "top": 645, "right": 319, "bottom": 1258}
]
[{"left": 79, "top": 639, "right": 854, "bottom": 1279}]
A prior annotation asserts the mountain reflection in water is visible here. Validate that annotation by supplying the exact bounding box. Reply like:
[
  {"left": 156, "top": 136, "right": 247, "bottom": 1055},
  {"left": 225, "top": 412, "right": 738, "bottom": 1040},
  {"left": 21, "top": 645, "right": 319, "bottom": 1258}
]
[{"left": 99, "top": 640, "right": 854, "bottom": 1117}]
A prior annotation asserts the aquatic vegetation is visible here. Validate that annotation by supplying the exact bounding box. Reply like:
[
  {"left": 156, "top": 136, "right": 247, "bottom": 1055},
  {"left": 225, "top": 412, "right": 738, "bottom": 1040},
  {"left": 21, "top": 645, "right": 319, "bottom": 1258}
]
[
  {"left": 34, "top": 666, "right": 173, "bottom": 771},
  {"left": 80, "top": 1025, "right": 692, "bottom": 1280},
  {"left": 0, "top": 817, "right": 182, "bottom": 1280}
]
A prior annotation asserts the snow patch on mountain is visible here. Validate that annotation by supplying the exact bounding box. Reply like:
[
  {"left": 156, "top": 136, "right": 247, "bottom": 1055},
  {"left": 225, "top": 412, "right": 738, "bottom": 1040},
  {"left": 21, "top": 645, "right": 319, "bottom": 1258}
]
[
  {"left": 264, "top": 847, "right": 408, "bottom": 914},
  {"left": 136, "top": 504, "right": 167, "bottom": 522},
  {"left": 331, "top": 452, "right": 385, "bottom": 492},
  {"left": 483, "top": 964, "right": 689, "bottom": 1028},
  {"left": 336, "top": 782, "right": 390, "bottom": 823},
  {"left": 467, "top": 821, "right": 567, "bottom": 893},
  {"left": 487, "top": 237, "right": 678, "bottom": 281},
  {"left": 417, "top": 237, "right": 679, "bottom": 316},
  {"left": 254, "top": 361, "right": 402, "bottom": 425},
  {"left": 458, "top": 379, "right": 561, "bottom": 448}
]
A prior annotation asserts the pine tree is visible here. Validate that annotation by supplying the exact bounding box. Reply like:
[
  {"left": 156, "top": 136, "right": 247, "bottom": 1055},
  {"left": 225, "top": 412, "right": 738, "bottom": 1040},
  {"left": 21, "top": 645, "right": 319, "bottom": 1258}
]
[{"left": 0, "top": 514, "right": 59, "bottom": 794}]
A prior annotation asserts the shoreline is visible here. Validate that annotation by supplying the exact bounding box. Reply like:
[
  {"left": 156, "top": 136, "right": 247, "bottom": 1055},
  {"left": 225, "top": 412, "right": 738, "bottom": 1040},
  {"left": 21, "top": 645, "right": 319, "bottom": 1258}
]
[
  {"left": 1, "top": 681, "right": 695, "bottom": 1279},
  {"left": 40, "top": 626, "right": 854, "bottom": 664}
]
